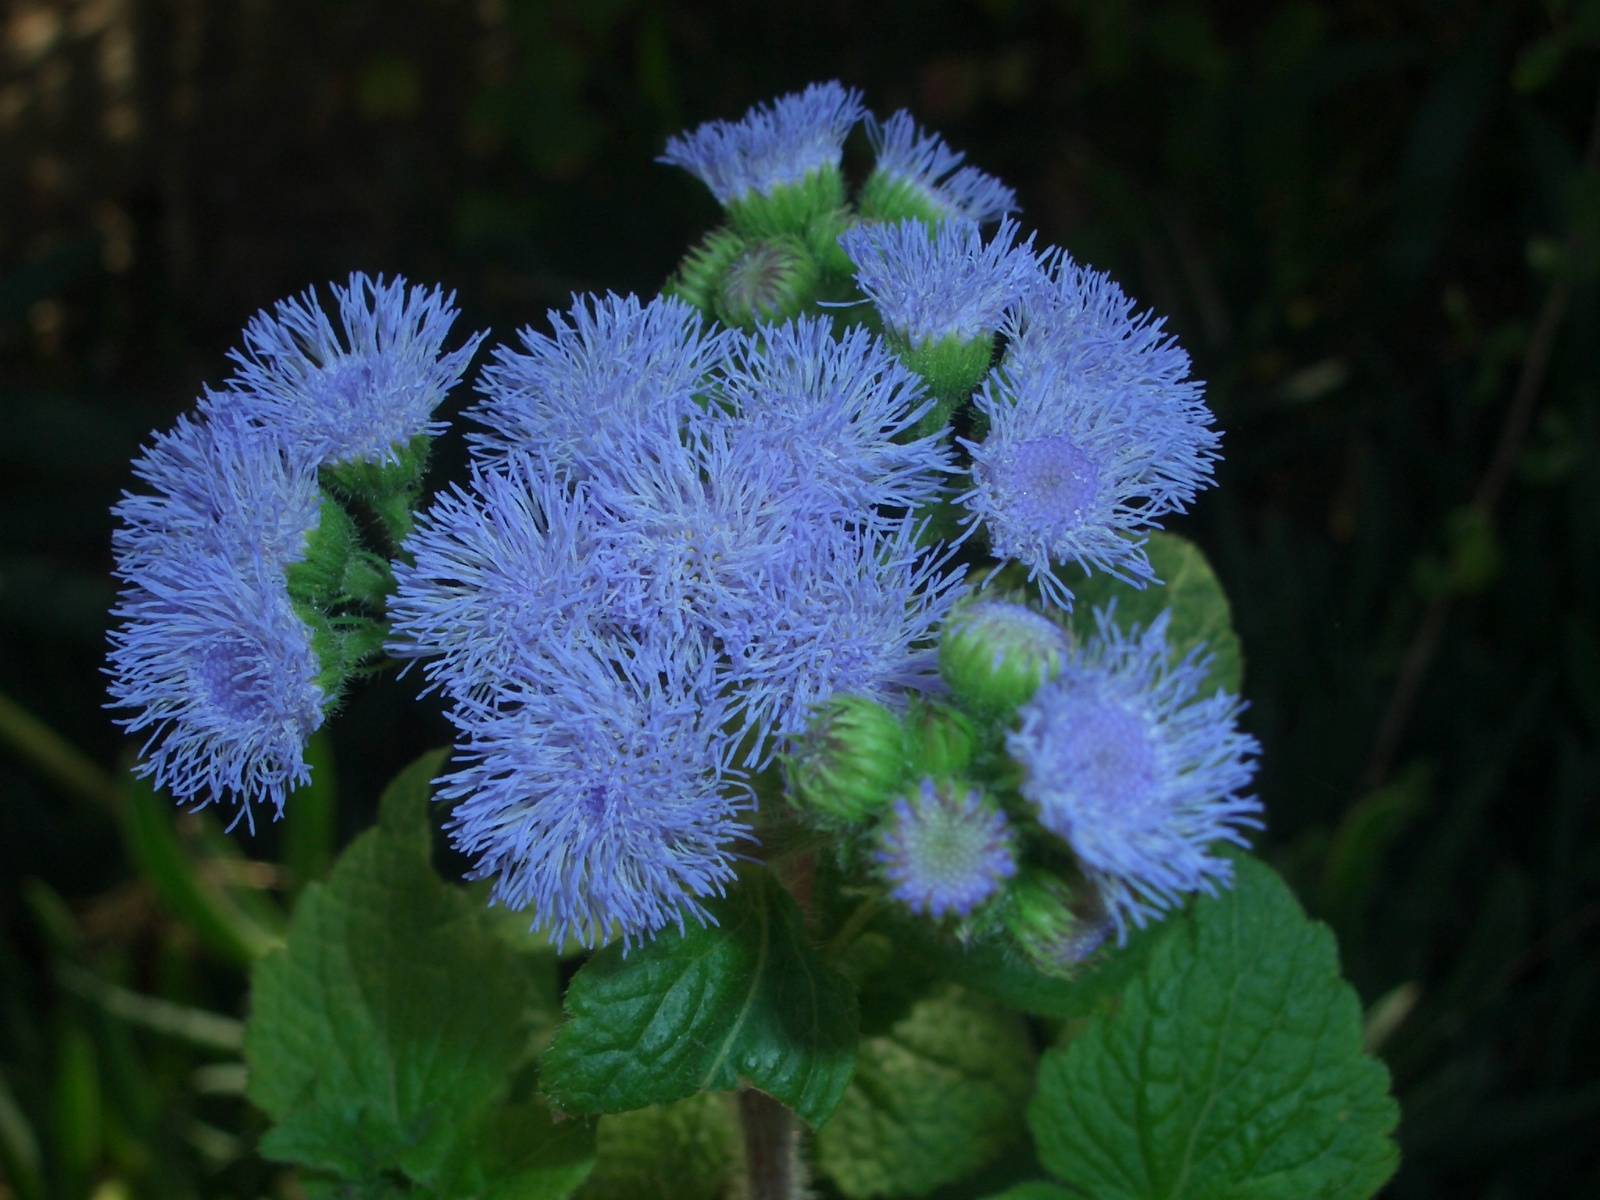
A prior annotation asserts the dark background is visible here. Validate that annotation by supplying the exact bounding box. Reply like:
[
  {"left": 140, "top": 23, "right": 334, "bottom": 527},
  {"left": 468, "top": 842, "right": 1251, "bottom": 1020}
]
[{"left": 2, "top": 1, "right": 1597, "bottom": 1196}]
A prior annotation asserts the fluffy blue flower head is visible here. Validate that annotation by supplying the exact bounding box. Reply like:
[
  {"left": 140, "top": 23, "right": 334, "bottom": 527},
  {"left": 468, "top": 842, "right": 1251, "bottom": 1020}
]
[
  {"left": 469, "top": 292, "right": 728, "bottom": 474},
  {"left": 877, "top": 777, "right": 1017, "bottom": 918},
  {"left": 840, "top": 217, "right": 1042, "bottom": 348},
  {"left": 960, "top": 275, "right": 1222, "bottom": 601},
  {"left": 386, "top": 455, "right": 618, "bottom": 701},
  {"left": 659, "top": 81, "right": 864, "bottom": 207},
  {"left": 108, "top": 410, "right": 325, "bottom": 828},
  {"left": 217, "top": 272, "right": 483, "bottom": 466},
  {"left": 863, "top": 110, "right": 1017, "bottom": 224},
  {"left": 436, "top": 637, "right": 751, "bottom": 948},
  {"left": 1007, "top": 607, "right": 1262, "bottom": 939},
  {"left": 719, "top": 317, "right": 952, "bottom": 518}
]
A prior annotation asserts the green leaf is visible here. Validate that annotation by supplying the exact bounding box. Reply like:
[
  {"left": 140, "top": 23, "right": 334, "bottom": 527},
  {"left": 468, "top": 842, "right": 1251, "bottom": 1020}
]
[
  {"left": 245, "top": 751, "right": 589, "bottom": 1197},
  {"left": 1028, "top": 857, "right": 1399, "bottom": 1200},
  {"left": 815, "top": 985, "right": 1034, "bottom": 1198},
  {"left": 982, "top": 1185, "right": 1076, "bottom": 1200},
  {"left": 576, "top": 1094, "right": 740, "bottom": 1200},
  {"left": 1066, "top": 532, "right": 1243, "bottom": 694},
  {"left": 542, "top": 871, "right": 857, "bottom": 1128}
]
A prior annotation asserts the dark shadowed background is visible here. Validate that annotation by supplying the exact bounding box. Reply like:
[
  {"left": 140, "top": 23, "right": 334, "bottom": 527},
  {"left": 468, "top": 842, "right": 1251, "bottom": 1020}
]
[{"left": 2, "top": 2, "right": 1597, "bottom": 1196}]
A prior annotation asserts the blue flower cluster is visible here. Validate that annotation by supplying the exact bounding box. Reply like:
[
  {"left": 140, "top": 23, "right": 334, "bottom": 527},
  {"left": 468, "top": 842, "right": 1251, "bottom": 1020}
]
[
  {"left": 389, "top": 294, "right": 961, "bottom": 944},
  {"left": 109, "top": 82, "right": 1260, "bottom": 958},
  {"left": 108, "top": 275, "right": 481, "bottom": 829}
]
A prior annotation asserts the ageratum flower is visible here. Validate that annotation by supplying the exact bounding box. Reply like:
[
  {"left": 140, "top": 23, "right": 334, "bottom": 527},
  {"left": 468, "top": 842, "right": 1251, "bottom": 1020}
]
[
  {"left": 111, "top": 404, "right": 322, "bottom": 575},
  {"left": 436, "top": 635, "right": 751, "bottom": 948},
  {"left": 108, "top": 410, "right": 325, "bottom": 829},
  {"left": 959, "top": 294, "right": 1218, "bottom": 607},
  {"left": 721, "top": 516, "right": 966, "bottom": 754},
  {"left": 876, "top": 777, "right": 1017, "bottom": 918},
  {"left": 839, "top": 217, "right": 1043, "bottom": 349},
  {"left": 469, "top": 292, "right": 729, "bottom": 473},
  {"left": 386, "top": 455, "right": 618, "bottom": 701},
  {"left": 659, "top": 81, "right": 864, "bottom": 207},
  {"left": 863, "top": 109, "right": 1017, "bottom": 225},
  {"left": 719, "top": 316, "right": 952, "bottom": 518},
  {"left": 1008, "top": 607, "right": 1261, "bottom": 939},
  {"left": 215, "top": 272, "right": 483, "bottom": 467}
]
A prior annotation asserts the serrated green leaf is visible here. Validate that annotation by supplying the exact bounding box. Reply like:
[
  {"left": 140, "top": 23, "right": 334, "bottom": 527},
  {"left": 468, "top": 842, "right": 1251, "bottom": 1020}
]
[
  {"left": 816, "top": 985, "right": 1033, "bottom": 1198},
  {"left": 577, "top": 1094, "right": 740, "bottom": 1200},
  {"left": 428, "top": 1096, "right": 597, "bottom": 1200},
  {"left": 1028, "top": 857, "right": 1399, "bottom": 1200},
  {"left": 1066, "top": 532, "right": 1243, "bottom": 694},
  {"left": 245, "top": 751, "right": 583, "bottom": 1197},
  {"left": 542, "top": 871, "right": 857, "bottom": 1128}
]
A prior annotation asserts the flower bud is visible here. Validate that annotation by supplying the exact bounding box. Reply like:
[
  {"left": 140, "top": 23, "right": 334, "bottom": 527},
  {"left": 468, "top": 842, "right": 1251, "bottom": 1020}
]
[
  {"left": 665, "top": 226, "right": 748, "bottom": 316},
  {"left": 715, "top": 235, "right": 821, "bottom": 329},
  {"left": 784, "top": 696, "right": 907, "bottom": 825},
  {"left": 1003, "top": 871, "right": 1112, "bottom": 978},
  {"left": 905, "top": 699, "right": 978, "bottom": 776},
  {"left": 939, "top": 597, "right": 1071, "bottom": 716}
]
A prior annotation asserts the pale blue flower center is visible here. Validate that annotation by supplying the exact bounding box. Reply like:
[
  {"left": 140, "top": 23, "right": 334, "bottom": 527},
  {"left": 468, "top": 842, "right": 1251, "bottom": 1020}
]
[
  {"left": 989, "top": 435, "right": 1101, "bottom": 532},
  {"left": 1058, "top": 701, "right": 1161, "bottom": 832},
  {"left": 192, "top": 638, "right": 266, "bottom": 722}
]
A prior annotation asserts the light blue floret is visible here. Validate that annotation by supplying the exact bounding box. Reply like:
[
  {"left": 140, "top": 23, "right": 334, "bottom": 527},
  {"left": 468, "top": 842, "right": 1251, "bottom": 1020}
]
[
  {"left": 216, "top": 271, "right": 484, "bottom": 467},
  {"left": 877, "top": 777, "right": 1017, "bottom": 918},
  {"left": 719, "top": 316, "right": 953, "bottom": 517},
  {"left": 867, "top": 109, "right": 1018, "bottom": 224},
  {"left": 436, "top": 635, "right": 752, "bottom": 949},
  {"left": 839, "top": 217, "right": 1044, "bottom": 347},
  {"left": 659, "top": 81, "right": 864, "bottom": 205},
  {"left": 1008, "top": 607, "right": 1262, "bottom": 939},
  {"left": 469, "top": 292, "right": 730, "bottom": 473}
]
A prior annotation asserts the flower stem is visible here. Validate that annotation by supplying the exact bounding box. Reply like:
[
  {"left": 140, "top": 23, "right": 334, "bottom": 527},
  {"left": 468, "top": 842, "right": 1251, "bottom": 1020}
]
[{"left": 737, "top": 1088, "right": 805, "bottom": 1200}]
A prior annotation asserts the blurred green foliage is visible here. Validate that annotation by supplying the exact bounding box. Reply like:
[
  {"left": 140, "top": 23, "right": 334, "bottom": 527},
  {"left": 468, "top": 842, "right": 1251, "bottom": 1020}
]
[{"left": 2, "top": 1, "right": 1597, "bottom": 1196}]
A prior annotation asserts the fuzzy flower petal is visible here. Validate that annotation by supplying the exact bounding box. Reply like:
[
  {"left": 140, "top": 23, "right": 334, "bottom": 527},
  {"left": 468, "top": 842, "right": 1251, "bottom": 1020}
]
[
  {"left": 866, "top": 110, "right": 1018, "bottom": 224},
  {"left": 840, "top": 217, "right": 1044, "bottom": 348},
  {"left": 659, "top": 81, "right": 864, "bottom": 205},
  {"left": 719, "top": 316, "right": 953, "bottom": 517},
  {"left": 468, "top": 292, "right": 730, "bottom": 473},
  {"left": 215, "top": 272, "right": 484, "bottom": 467},
  {"left": 436, "top": 636, "right": 752, "bottom": 949},
  {"left": 877, "top": 777, "right": 1017, "bottom": 918},
  {"left": 1007, "top": 607, "right": 1262, "bottom": 939}
]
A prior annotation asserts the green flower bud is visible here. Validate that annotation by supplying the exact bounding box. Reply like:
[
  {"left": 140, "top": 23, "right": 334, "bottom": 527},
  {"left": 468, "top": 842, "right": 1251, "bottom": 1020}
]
[
  {"left": 939, "top": 597, "right": 1072, "bottom": 716},
  {"left": 904, "top": 699, "right": 979, "bottom": 777},
  {"left": 1003, "top": 871, "right": 1111, "bottom": 978},
  {"left": 784, "top": 696, "right": 908, "bottom": 825},
  {"left": 714, "top": 235, "right": 821, "bottom": 329},
  {"left": 665, "top": 226, "right": 748, "bottom": 316}
]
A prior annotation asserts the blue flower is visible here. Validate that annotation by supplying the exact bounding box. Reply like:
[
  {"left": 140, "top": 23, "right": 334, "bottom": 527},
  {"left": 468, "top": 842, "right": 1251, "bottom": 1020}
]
[
  {"left": 469, "top": 292, "right": 730, "bottom": 474},
  {"left": 112, "top": 404, "right": 322, "bottom": 575},
  {"left": 386, "top": 455, "right": 620, "bottom": 701},
  {"left": 839, "top": 217, "right": 1043, "bottom": 348},
  {"left": 215, "top": 272, "right": 484, "bottom": 467},
  {"left": 877, "top": 777, "right": 1017, "bottom": 918},
  {"left": 108, "top": 409, "right": 326, "bottom": 828},
  {"left": 1007, "top": 607, "right": 1262, "bottom": 939},
  {"left": 659, "top": 81, "right": 864, "bottom": 206},
  {"left": 719, "top": 516, "right": 966, "bottom": 756},
  {"left": 107, "top": 551, "right": 324, "bottom": 831},
  {"left": 436, "top": 635, "right": 752, "bottom": 948},
  {"left": 864, "top": 109, "right": 1018, "bottom": 224},
  {"left": 959, "top": 271, "right": 1220, "bottom": 606},
  {"left": 719, "top": 316, "right": 953, "bottom": 517}
]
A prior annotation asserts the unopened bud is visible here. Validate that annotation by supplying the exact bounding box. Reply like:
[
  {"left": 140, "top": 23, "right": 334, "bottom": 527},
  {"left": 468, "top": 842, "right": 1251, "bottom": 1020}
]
[
  {"left": 940, "top": 597, "right": 1071, "bottom": 716},
  {"left": 785, "top": 696, "right": 907, "bottom": 825}
]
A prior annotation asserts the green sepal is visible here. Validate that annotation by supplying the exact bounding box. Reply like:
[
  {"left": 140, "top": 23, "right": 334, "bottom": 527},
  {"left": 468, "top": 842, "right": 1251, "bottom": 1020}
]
[
  {"left": 296, "top": 609, "right": 391, "bottom": 706},
  {"left": 320, "top": 434, "right": 432, "bottom": 548},
  {"left": 785, "top": 696, "right": 908, "bottom": 827},
  {"left": 803, "top": 205, "right": 858, "bottom": 280},
  {"left": 714, "top": 235, "right": 822, "bottom": 329},
  {"left": 664, "top": 226, "right": 748, "bottom": 316},
  {"left": 726, "top": 168, "right": 846, "bottom": 239},
  {"left": 858, "top": 171, "right": 952, "bottom": 226},
  {"left": 286, "top": 497, "right": 363, "bottom": 613},
  {"left": 903, "top": 698, "right": 978, "bottom": 777},
  {"left": 892, "top": 330, "right": 996, "bottom": 435}
]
